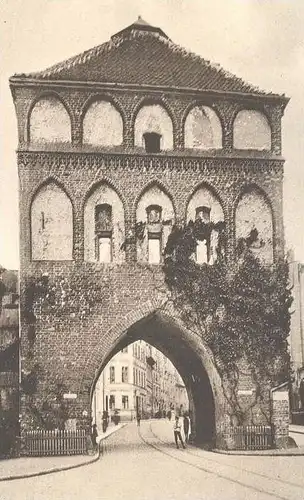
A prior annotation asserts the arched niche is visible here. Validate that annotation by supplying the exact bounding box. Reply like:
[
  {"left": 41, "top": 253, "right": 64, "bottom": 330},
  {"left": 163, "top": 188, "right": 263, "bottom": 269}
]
[
  {"left": 84, "top": 183, "right": 125, "bottom": 263},
  {"left": 134, "top": 104, "right": 173, "bottom": 151},
  {"left": 29, "top": 96, "right": 71, "bottom": 144},
  {"left": 187, "top": 186, "right": 224, "bottom": 264},
  {"left": 31, "top": 182, "right": 73, "bottom": 260},
  {"left": 184, "top": 106, "right": 222, "bottom": 149},
  {"left": 233, "top": 110, "right": 271, "bottom": 150},
  {"left": 136, "top": 185, "right": 175, "bottom": 263},
  {"left": 83, "top": 100, "right": 123, "bottom": 146},
  {"left": 235, "top": 188, "right": 274, "bottom": 264}
]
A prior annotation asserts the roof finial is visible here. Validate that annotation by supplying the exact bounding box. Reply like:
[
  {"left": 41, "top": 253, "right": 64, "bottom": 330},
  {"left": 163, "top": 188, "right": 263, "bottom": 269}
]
[{"left": 138, "top": 15, "right": 142, "bottom": 20}]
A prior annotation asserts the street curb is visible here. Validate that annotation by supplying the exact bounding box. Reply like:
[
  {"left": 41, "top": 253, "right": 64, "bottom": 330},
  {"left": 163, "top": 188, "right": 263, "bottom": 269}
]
[
  {"left": 0, "top": 453, "right": 100, "bottom": 482},
  {"left": 0, "top": 423, "right": 127, "bottom": 482},
  {"left": 211, "top": 448, "right": 304, "bottom": 457}
]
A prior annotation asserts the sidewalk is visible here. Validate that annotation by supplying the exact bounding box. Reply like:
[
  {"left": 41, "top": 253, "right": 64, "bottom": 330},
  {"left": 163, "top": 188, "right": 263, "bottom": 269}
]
[
  {"left": 150, "top": 419, "right": 304, "bottom": 456},
  {"left": 289, "top": 424, "right": 304, "bottom": 434},
  {"left": 0, "top": 423, "right": 126, "bottom": 482}
]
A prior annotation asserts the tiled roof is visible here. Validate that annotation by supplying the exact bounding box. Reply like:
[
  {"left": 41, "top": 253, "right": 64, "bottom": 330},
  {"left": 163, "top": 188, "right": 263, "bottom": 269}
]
[{"left": 13, "top": 18, "right": 280, "bottom": 97}]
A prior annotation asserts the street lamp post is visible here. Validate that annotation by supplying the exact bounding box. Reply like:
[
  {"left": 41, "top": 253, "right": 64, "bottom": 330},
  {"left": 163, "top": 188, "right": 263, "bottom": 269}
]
[{"left": 146, "top": 355, "right": 156, "bottom": 418}]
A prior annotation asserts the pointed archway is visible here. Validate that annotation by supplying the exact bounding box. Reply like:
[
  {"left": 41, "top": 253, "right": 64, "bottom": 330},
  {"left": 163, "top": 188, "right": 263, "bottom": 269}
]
[{"left": 88, "top": 307, "right": 225, "bottom": 447}]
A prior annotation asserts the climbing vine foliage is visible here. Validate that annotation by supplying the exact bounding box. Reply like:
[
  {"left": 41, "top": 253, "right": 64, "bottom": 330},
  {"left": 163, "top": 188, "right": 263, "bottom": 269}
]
[{"left": 163, "top": 221, "right": 292, "bottom": 424}]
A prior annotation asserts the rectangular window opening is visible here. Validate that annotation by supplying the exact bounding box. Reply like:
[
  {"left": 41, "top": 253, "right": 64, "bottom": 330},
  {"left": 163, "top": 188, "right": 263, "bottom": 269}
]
[
  {"left": 110, "top": 366, "right": 115, "bottom": 383},
  {"left": 122, "top": 395, "right": 129, "bottom": 410},
  {"left": 148, "top": 236, "right": 161, "bottom": 264},
  {"left": 97, "top": 236, "right": 112, "bottom": 263},
  {"left": 122, "top": 366, "right": 128, "bottom": 383}
]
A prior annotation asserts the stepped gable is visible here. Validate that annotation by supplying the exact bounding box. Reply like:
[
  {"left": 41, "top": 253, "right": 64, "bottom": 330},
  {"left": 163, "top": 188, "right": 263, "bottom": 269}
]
[{"left": 14, "top": 17, "right": 280, "bottom": 96}]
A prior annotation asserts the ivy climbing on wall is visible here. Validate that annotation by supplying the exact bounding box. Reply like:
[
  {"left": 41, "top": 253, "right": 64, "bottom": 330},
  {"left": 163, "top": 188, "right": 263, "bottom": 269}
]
[
  {"left": 163, "top": 223, "right": 292, "bottom": 425},
  {"left": 24, "top": 270, "right": 105, "bottom": 326}
]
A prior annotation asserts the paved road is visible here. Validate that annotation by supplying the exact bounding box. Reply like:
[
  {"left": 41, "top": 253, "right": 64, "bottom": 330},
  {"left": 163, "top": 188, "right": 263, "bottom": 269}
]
[{"left": 1, "top": 421, "right": 304, "bottom": 500}]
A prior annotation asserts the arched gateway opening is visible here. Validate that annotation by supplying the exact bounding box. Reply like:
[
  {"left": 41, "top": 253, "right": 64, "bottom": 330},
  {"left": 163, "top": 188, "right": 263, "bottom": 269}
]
[{"left": 90, "top": 309, "right": 224, "bottom": 447}]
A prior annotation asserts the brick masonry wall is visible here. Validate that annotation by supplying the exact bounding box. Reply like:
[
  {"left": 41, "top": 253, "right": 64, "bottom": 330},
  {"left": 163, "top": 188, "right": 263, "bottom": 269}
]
[
  {"left": 18, "top": 151, "right": 284, "bottom": 265},
  {"left": 11, "top": 84, "right": 285, "bottom": 154},
  {"left": 17, "top": 154, "right": 284, "bottom": 441},
  {"left": 235, "top": 188, "right": 274, "bottom": 264},
  {"left": 11, "top": 80, "right": 288, "bottom": 448},
  {"left": 272, "top": 390, "right": 290, "bottom": 448}
]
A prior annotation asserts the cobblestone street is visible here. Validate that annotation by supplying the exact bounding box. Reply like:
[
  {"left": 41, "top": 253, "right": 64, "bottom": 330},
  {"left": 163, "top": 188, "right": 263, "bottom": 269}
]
[{"left": 2, "top": 421, "right": 304, "bottom": 500}]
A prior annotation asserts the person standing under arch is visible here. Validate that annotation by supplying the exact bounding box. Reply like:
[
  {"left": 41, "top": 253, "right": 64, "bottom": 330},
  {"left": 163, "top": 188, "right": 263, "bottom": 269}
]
[{"left": 173, "top": 416, "right": 185, "bottom": 449}]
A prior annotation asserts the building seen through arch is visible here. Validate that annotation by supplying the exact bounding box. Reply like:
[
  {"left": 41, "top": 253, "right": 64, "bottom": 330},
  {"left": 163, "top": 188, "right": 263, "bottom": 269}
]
[{"left": 92, "top": 341, "right": 188, "bottom": 432}]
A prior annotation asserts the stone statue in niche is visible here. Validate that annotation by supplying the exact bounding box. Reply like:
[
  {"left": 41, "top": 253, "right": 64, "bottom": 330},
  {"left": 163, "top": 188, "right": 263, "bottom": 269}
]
[{"left": 95, "top": 204, "right": 113, "bottom": 234}]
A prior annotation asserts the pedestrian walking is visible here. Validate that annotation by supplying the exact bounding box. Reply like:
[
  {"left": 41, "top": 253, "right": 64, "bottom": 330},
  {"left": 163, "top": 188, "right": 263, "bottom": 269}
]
[
  {"left": 183, "top": 413, "right": 190, "bottom": 443},
  {"left": 173, "top": 416, "right": 185, "bottom": 449},
  {"left": 91, "top": 424, "right": 98, "bottom": 448},
  {"left": 136, "top": 412, "right": 141, "bottom": 426},
  {"left": 102, "top": 410, "right": 109, "bottom": 433}
]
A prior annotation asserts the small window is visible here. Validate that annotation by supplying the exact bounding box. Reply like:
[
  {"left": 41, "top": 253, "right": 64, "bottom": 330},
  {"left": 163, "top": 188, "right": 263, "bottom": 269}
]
[
  {"left": 143, "top": 132, "right": 161, "bottom": 153},
  {"left": 195, "top": 206, "right": 211, "bottom": 263},
  {"left": 97, "top": 237, "right": 112, "bottom": 263},
  {"left": 147, "top": 205, "right": 162, "bottom": 264},
  {"left": 122, "top": 395, "right": 129, "bottom": 409},
  {"left": 122, "top": 366, "right": 128, "bottom": 383},
  {"left": 0, "top": 389, "right": 9, "bottom": 411},
  {"left": 110, "top": 366, "right": 115, "bottom": 383},
  {"left": 109, "top": 394, "right": 115, "bottom": 409},
  {"left": 95, "top": 204, "right": 113, "bottom": 263}
]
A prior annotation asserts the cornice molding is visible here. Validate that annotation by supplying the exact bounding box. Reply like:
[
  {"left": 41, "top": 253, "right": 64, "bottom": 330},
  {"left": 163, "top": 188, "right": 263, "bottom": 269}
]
[{"left": 9, "top": 77, "right": 289, "bottom": 107}]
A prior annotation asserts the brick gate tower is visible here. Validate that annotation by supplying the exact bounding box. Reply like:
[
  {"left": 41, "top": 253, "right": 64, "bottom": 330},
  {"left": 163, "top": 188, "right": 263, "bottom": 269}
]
[{"left": 10, "top": 18, "right": 289, "bottom": 449}]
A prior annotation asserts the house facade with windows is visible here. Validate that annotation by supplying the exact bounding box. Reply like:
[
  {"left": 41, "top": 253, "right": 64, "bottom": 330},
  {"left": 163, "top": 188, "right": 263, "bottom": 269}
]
[
  {"left": 288, "top": 251, "right": 304, "bottom": 412},
  {"left": 0, "top": 269, "right": 19, "bottom": 456},
  {"left": 92, "top": 340, "right": 188, "bottom": 430},
  {"left": 10, "top": 17, "right": 289, "bottom": 448}
]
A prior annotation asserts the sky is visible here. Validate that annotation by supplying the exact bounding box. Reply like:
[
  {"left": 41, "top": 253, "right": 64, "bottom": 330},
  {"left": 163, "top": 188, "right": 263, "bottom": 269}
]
[{"left": 1, "top": 0, "right": 304, "bottom": 269}]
